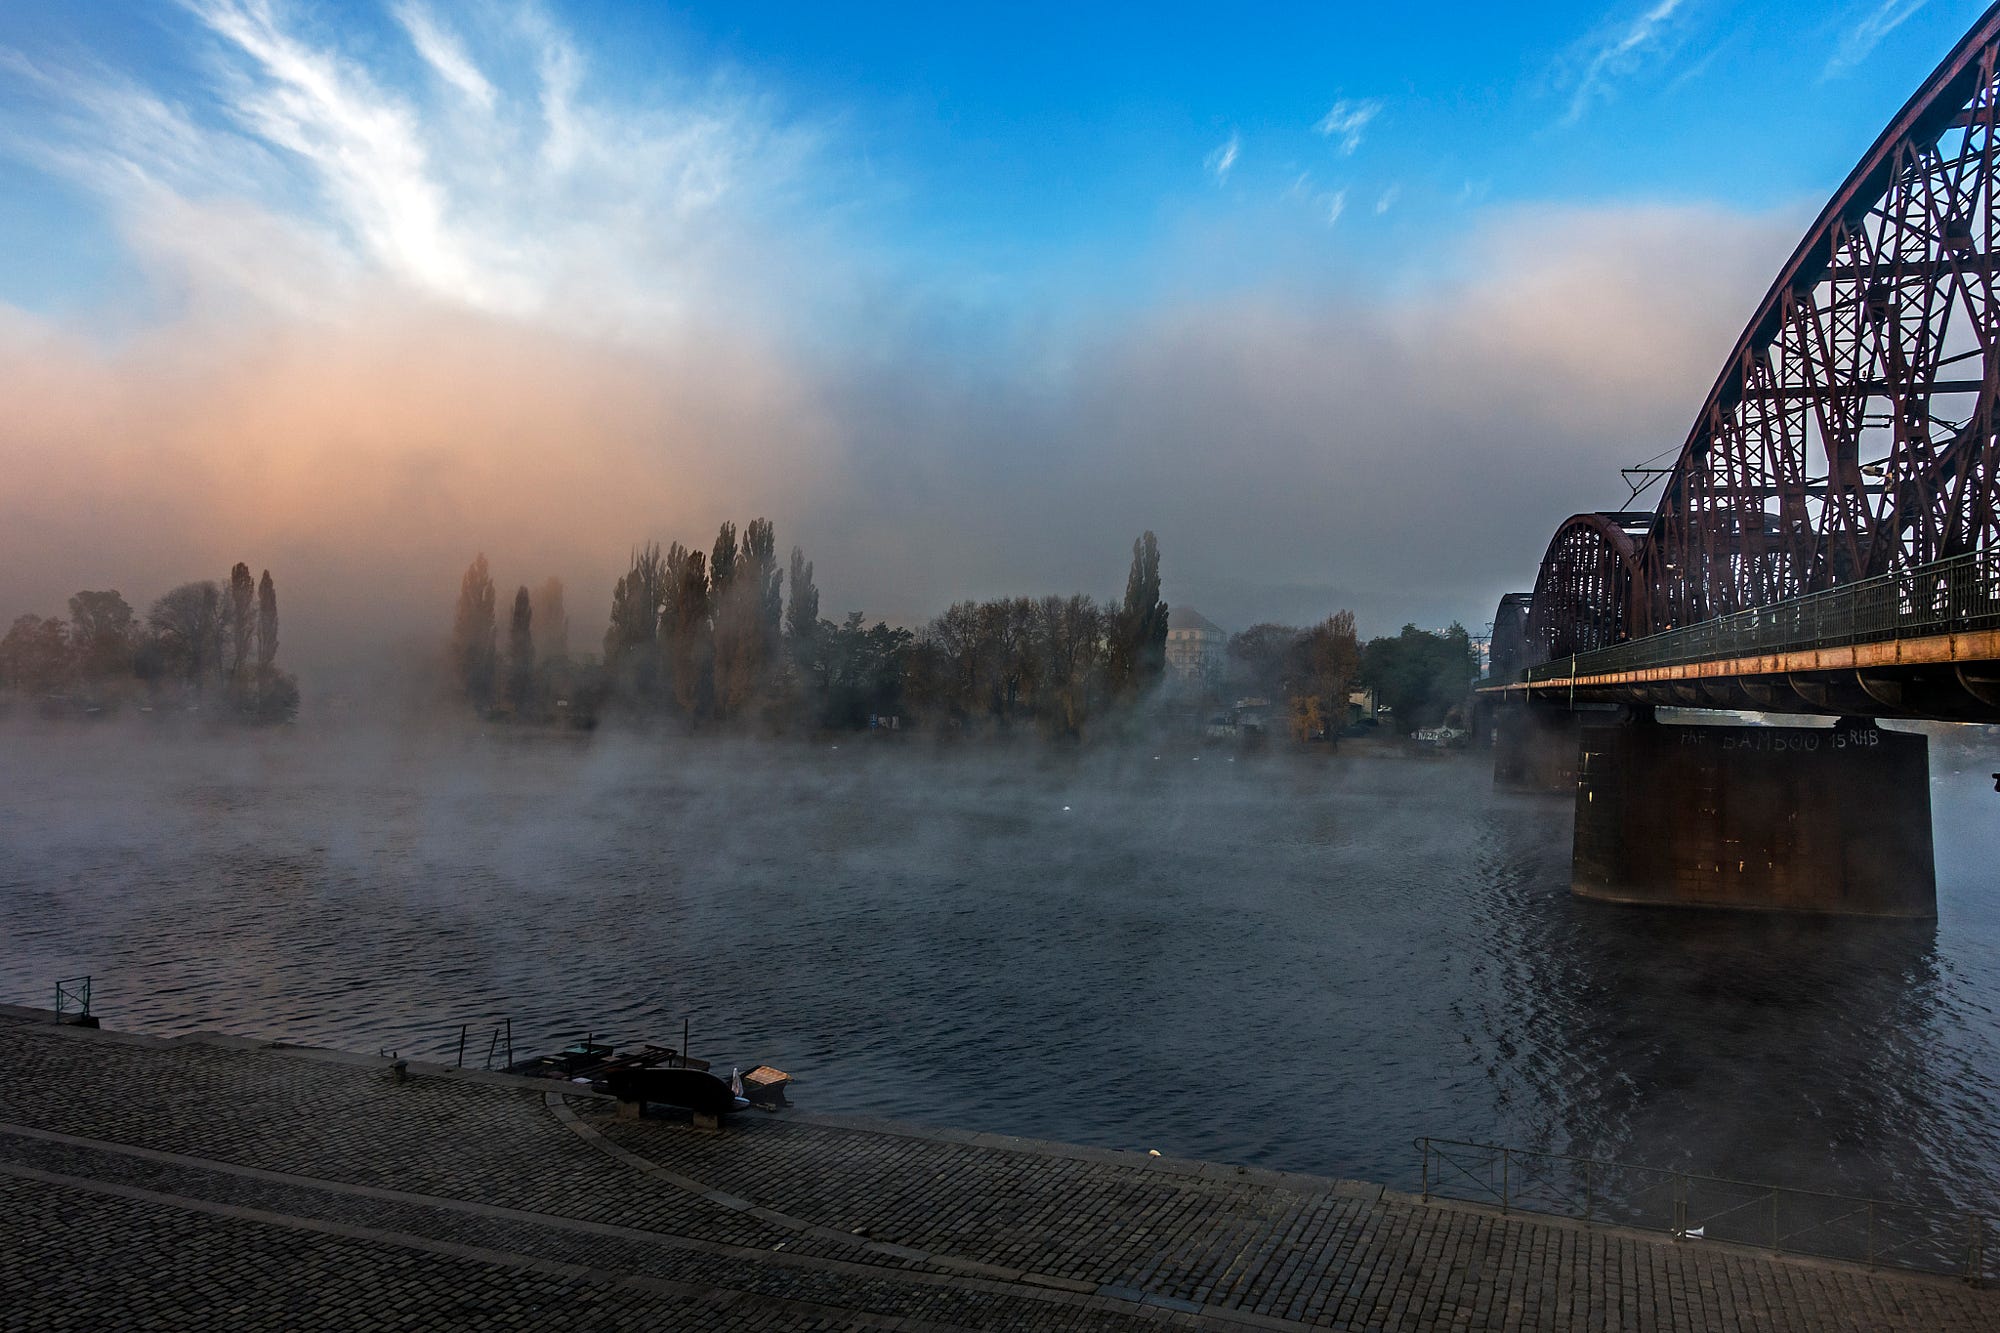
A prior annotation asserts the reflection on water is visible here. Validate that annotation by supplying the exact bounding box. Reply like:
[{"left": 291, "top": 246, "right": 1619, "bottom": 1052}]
[{"left": 1, "top": 724, "right": 1996, "bottom": 1215}]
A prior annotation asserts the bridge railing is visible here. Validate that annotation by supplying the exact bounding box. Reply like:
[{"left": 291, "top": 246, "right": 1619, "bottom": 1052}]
[
  {"left": 1523, "top": 548, "right": 2000, "bottom": 684},
  {"left": 1415, "top": 1137, "right": 1994, "bottom": 1283}
]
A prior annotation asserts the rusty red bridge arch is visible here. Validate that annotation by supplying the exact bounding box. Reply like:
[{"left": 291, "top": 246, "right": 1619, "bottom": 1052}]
[{"left": 1492, "top": 2, "right": 2000, "bottom": 720}]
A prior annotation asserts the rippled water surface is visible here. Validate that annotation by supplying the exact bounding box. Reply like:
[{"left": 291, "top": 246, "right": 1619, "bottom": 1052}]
[{"left": 4, "top": 723, "right": 1998, "bottom": 1212}]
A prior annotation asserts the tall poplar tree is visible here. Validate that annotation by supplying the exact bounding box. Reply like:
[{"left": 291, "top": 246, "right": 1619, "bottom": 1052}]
[
  {"left": 1110, "top": 531, "right": 1168, "bottom": 698},
  {"left": 708, "top": 522, "right": 745, "bottom": 718},
  {"left": 256, "top": 571, "right": 279, "bottom": 679},
  {"left": 228, "top": 562, "right": 256, "bottom": 690},
  {"left": 604, "top": 545, "right": 666, "bottom": 696},
  {"left": 786, "top": 545, "right": 819, "bottom": 691},
  {"left": 715, "top": 518, "right": 782, "bottom": 720},
  {"left": 507, "top": 586, "right": 535, "bottom": 715},
  {"left": 530, "top": 577, "right": 568, "bottom": 663},
  {"left": 664, "top": 543, "right": 711, "bottom": 722},
  {"left": 450, "top": 554, "right": 498, "bottom": 709}
]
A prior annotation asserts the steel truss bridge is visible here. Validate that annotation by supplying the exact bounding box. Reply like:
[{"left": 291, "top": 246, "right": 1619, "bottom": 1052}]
[{"left": 1489, "top": 4, "right": 2000, "bottom": 722}]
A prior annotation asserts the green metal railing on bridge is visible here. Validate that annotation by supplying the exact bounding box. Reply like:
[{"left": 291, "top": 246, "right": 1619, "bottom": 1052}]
[
  {"left": 1517, "top": 549, "right": 2000, "bottom": 686},
  {"left": 1415, "top": 1136, "right": 1994, "bottom": 1284}
]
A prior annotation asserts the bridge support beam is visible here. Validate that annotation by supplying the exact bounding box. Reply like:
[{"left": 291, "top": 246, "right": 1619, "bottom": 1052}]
[{"left": 1573, "top": 719, "right": 1935, "bottom": 917}]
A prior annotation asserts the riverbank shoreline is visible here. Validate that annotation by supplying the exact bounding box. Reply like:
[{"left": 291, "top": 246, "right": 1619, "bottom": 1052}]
[{"left": 3, "top": 1004, "right": 1994, "bottom": 1330}]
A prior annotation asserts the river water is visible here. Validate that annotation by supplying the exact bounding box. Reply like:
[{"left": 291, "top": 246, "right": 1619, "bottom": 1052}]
[{"left": 3, "top": 723, "right": 1997, "bottom": 1216}]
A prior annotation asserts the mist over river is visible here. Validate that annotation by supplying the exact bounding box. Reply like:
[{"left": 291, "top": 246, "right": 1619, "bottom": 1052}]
[{"left": 4, "top": 724, "right": 1999, "bottom": 1216}]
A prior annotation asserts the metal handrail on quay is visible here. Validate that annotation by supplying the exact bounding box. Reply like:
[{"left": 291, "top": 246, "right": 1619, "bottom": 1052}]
[
  {"left": 1517, "top": 549, "right": 2000, "bottom": 685},
  {"left": 1415, "top": 1136, "right": 1993, "bottom": 1284}
]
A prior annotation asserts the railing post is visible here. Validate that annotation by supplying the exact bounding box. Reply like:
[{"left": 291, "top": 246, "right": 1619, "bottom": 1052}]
[
  {"left": 1771, "top": 1190, "right": 1781, "bottom": 1252},
  {"left": 1867, "top": 1201, "right": 1876, "bottom": 1268},
  {"left": 1419, "top": 1140, "right": 1431, "bottom": 1203},
  {"left": 1501, "top": 1148, "right": 1510, "bottom": 1215},
  {"left": 1583, "top": 1160, "right": 1593, "bottom": 1221},
  {"left": 455, "top": 1024, "right": 467, "bottom": 1069},
  {"left": 1673, "top": 1174, "right": 1687, "bottom": 1237}
]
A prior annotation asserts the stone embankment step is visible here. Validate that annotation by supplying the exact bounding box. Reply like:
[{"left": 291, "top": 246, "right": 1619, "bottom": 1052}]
[{"left": 0, "top": 1005, "right": 1993, "bottom": 1331}]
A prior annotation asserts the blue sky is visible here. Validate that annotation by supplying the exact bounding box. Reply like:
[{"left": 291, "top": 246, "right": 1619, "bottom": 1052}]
[
  {"left": 1, "top": 0, "right": 1983, "bottom": 319},
  {"left": 0, "top": 1, "right": 1992, "bottom": 661}
]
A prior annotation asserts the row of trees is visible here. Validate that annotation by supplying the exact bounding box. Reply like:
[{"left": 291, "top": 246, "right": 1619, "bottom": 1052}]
[
  {"left": 1225, "top": 613, "right": 1365, "bottom": 740},
  {"left": 447, "top": 560, "right": 571, "bottom": 717},
  {"left": 906, "top": 533, "right": 1169, "bottom": 737},
  {"left": 442, "top": 524, "right": 1473, "bottom": 740},
  {"left": 446, "top": 525, "right": 1172, "bottom": 738},
  {"left": 0, "top": 564, "right": 299, "bottom": 722},
  {"left": 1358, "top": 623, "right": 1480, "bottom": 729},
  {"left": 1224, "top": 617, "right": 1475, "bottom": 734}
]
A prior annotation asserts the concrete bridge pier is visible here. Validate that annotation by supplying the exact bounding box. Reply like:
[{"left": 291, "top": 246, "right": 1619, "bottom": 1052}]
[
  {"left": 1492, "top": 702, "right": 1641, "bottom": 792},
  {"left": 1491, "top": 703, "right": 1581, "bottom": 791},
  {"left": 1572, "top": 715, "right": 1936, "bottom": 917}
]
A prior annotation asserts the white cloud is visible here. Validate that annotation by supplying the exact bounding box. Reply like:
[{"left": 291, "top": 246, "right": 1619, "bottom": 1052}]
[
  {"left": 1563, "top": 0, "right": 1688, "bottom": 125},
  {"left": 1375, "top": 184, "right": 1401, "bottom": 216},
  {"left": 1825, "top": 0, "right": 1930, "bottom": 77},
  {"left": 1204, "top": 132, "right": 1240, "bottom": 183},
  {"left": 192, "top": 0, "right": 480, "bottom": 303},
  {"left": 394, "top": 2, "right": 497, "bottom": 109},
  {"left": 1323, "top": 189, "right": 1347, "bottom": 225},
  {"left": 2, "top": 0, "right": 827, "bottom": 337},
  {"left": 1313, "top": 98, "right": 1381, "bottom": 155}
]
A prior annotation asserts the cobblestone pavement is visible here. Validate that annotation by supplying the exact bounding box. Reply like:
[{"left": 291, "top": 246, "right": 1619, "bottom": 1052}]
[{"left": 1, "top": 1009, "right": 1995, "bottom": 1331}]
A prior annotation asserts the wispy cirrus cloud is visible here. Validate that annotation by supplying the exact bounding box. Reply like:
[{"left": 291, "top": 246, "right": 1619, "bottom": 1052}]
[
  {"left": 1562, "top": 0, "right": 1689, "bottom": 125},
  {"left": 1313, "top": 98, "right": 1381, "bottom": 155},
  {"left": 2, "top": 0, "right": 828, "bottom": 335},
  {"left": 1204, "top": 132, "right": 1239, "bottom": 183},
  {"left": 1824, "top": 0, "right": 1930, "bottom": 77},
  {"left": 394, "top": 2, "right": 497, "bottom": 110}
]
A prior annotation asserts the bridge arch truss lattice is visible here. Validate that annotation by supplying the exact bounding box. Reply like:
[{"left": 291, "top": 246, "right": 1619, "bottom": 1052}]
[{"left": 1521, "top": 4, "right": 2000, "bottom": 676}]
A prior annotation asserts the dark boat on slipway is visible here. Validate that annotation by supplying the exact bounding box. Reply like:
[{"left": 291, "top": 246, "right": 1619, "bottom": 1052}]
[{"left": 504, "top": 1035, "right": 789, "bottom": 1119}]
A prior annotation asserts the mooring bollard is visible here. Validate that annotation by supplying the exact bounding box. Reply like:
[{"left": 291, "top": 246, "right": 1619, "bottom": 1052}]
[{"left": 390, "top": 1058, "right": 409, "bottom": 1084}]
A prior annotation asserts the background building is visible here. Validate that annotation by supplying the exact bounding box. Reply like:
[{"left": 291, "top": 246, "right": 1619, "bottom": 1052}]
[{"left": 1165, "top": 606, "right": 1226, "bottom": 692}]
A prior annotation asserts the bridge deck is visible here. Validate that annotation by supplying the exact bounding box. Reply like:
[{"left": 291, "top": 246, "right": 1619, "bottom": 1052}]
[
  {"left": 1484, "top": 628, "right": 2000, "bottom": 696},
  {"left": 1488, "top": 552, "right": 2000, "bottom": 719}
]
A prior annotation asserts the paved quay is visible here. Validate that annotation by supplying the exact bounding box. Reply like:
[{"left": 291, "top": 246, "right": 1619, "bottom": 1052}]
[{"left": 1, "top": 1008, "right": 1994, "bottom": 1331}]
